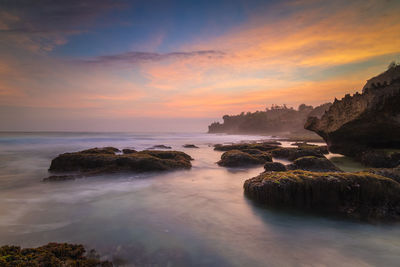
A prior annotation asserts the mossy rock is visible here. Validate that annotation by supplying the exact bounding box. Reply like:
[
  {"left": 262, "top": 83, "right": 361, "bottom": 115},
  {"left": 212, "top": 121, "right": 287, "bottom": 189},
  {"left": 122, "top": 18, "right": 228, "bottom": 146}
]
[
  {"left": 264, "top": 162, "right": 287, "bottom": 172},
  {"left": 214, "top": 142, "right": 280, "bottom": 152},
  {"left": 217, "top": 150, "right": 272, "bottom": 167},
  {"left": 244, "top": 170, "right": 400, "bottom": 221},
  {"left": 270, "top": 147, "right": 325, "bottom": 161},
  {"left": 183, "top": 144, "right": 199, "bottom": 148},
  {"left": 46, "top": 148, "right": 193, "bottom": 181},
  {"left": 287, "top": 156, "right": 341, "bottom": 172},
  {"left": 0, "top": 243, "right": 112, "bottom": 266}
]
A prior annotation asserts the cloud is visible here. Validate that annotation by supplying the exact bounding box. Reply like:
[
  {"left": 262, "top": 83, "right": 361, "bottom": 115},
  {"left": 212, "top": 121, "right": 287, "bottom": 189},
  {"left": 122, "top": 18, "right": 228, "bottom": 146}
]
[
  {"left": 0, "top": 0, "right": 126, "bottom": 51},
  {"left": 77, "top": 50, "right": 226, "bottom": 65}
]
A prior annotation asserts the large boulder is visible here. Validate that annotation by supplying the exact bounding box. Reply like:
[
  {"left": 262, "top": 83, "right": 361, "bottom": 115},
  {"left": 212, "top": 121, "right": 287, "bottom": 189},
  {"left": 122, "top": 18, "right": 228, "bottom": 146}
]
[
  {"left": 305, "top": 66, "right": 400, "bottom": 158},
  {"left": 217, "top": 150, "right": 272, "bottom": 167},
  {"left": 244, "top": 170, "right": 400, "bottom": 221},
  {"left": 46, "top": 147, "right": 193, "bottom": 181},
  {"left": 287, "top": 156, "right": 342, "bottom": 172}
]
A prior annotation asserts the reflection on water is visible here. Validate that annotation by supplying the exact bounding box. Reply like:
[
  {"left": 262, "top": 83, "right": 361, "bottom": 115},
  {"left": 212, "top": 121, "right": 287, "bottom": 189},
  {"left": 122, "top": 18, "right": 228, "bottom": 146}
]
[{"left": 0, "top": 132, "right": 399, "bottom": 266}]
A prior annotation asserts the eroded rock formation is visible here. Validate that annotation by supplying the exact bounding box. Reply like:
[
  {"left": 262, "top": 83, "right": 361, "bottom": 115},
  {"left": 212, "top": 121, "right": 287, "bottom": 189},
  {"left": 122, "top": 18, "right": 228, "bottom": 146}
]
[{"left": 305, "top": 66, "right": 400, "bottom": 158}]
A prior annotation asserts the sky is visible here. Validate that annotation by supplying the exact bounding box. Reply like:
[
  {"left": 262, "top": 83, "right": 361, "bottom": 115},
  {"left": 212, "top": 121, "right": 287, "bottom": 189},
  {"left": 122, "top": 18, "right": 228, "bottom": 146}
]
[{"left": 0, "top": 0, "right": 400, "bottom": 132}]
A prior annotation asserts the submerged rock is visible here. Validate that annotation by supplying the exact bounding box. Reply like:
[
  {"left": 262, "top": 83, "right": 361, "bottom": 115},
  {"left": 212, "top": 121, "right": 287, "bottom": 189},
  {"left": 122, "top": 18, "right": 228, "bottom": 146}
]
[
  {"left": 264, "top": 162, "right": 287, "bottom": 172},
  {"left": 305, "top": 66, "right": 400, "bottom": 158},
  {"left": 244, "top": 170, "right": 400, "bottom": 221},
  {"left": 148, "top": 145, "right": 172, "bottom": 149},
  {"left": 0, "top": 243, "right": 112, "bottom": 266},
  {"left": 183, "top": 144, "right": 199, "bottom": 148},
  {"left": 287, "top": 156, "right": 342, "bottom": 172},
  {"left": 217, "top": 150, "right": 272, "bottom": 167},
  {"left": 46, "top": 147, "right": 193, "bottom": 181}
]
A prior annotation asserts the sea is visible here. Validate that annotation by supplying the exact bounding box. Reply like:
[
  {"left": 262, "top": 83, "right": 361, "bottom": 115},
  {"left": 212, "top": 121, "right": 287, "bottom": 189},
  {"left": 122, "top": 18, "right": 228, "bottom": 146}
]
[{"left": 0, "top": 132, "right": 399, "bottom": 266}]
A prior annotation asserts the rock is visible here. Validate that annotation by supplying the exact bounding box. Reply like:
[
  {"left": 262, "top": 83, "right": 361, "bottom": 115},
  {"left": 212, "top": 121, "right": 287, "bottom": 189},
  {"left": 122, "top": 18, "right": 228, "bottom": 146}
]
[
  {"left": 291, "top": 142, "right": 329, "bottom": 154},
  {"left": 270, "top": 147, "right": 325, "bottom": 161},
  {"left": 46, "top": 148, "right": 192, "bottom": 180},
  {"left": 264, "top": 162, "right": 287, "bottom": 172},
  {"left": 148, "top": 145, "right": 172, "bottom": 149},
  {"left": 305, "top": 66, "right": 400, "bottom": 158},
  {"left": 217, "top": 150, "right": 272, "bottom": 167},
  {"left": 368, "top": 166, "right": 400, "bottom": 183},
  {"left": 80, "top": 147, "right": 120, "bottom": 154},
  {"left": 360, "top": 150, "right": 400, "bottom": 168},
  {"left": 214, "top": 142, "right": 280, "bottom": 152},
  {"left": 287, "top": 156, "right": 342, "bottom": 172},
  {"left": 122, "top": 148, "right": 137, "bottom": 154},
  {"left": 183, "top": 144, "right": 199, "bottom": 148},
  {"left": 0, "top": 243, "right": 113, "bottom": 266},
  {"left": 244, "top": 170, "right": 400, "bottom": 221}
]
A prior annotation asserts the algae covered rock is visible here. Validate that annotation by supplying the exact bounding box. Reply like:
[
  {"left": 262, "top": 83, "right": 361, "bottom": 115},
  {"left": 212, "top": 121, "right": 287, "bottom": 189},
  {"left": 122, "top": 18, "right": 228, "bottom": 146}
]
[
  {"left": 244, "top": 170, "right": 400, "bottom": 221},
  {"left": 217, "top": 150, "right": 272, "bottom": 167},
  {"left": 0, "top": 243, "right": 112, "bottom": 266},
  {"left": 287, "top": 156, "right": 341, "bottom": 172},
  {"left": 46, "top": 147, "right": 193, "bottom": 181},
  {"left": 214, "top": 142, "right": 279, "bottom": 152},
  {"left": 270, "top": 147, "right": 325, "bottom": 161},
  {"left": 368, "top": 166, "right": 400, "bottom": 183},
  {"left": 122, "top": 148, "right": 137, "bottom": 154},
  {"left": 360, "top": 150, "right": 400, "bottom": 168},
  {"left": 264, "top": 162, "right": 287, "bottom": 172}
]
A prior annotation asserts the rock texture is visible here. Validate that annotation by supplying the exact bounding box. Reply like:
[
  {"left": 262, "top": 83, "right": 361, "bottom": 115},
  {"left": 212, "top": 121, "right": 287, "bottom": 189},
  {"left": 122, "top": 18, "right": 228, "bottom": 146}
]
[
  {"left": 217, "top": 150, "right": 272, "bottom": 167},
  {"left": 0, "top": 243, "right": 112, "bottom": 266},
  {"left": 287, "top": 156, "right": 342, "bottom": 172},
  {"left": 46, "top": 147, "right": 193, "bottom": 181},
  {"left": 270, "top": 147, "right": 325, "bottom": 161},
  {"left": 264, "top": 162, "right": 287, "bottom": 172},
  {"left": 244, "top": 170, "right": 400, "bottom": 221},
  {"left": 305, "top": 66, "right": 400, "bottom": 158},
  {"left": 183, "top": 144, "right": 199, "bottom": 148},
  {"left": 214, "top": 142, "right": 280, "bottom": 152}
]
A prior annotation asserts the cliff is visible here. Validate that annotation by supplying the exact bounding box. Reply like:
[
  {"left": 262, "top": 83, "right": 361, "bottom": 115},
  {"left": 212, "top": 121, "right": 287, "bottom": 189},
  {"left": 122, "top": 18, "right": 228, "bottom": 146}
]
[
  {"left": 208, "top": 103, "right": 331, "bottom": 135},
  {"left": 305, "top": 65, "right": 400, "bottom": 157}
]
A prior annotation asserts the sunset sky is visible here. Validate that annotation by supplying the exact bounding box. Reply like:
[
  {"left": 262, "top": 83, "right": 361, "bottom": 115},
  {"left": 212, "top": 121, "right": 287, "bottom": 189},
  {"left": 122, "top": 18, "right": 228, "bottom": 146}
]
[{"left": 1, "top": 0, "right": 400, "bottom": 131}]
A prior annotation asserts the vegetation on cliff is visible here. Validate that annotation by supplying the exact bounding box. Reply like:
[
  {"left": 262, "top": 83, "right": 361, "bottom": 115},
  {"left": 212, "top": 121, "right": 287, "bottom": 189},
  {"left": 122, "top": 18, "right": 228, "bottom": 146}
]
[
  {"left": 208, "top": 103, "right": 331, "bottom": 135},
  {"left": 305, "top": 65, "right": 400, "bottom": 160}
]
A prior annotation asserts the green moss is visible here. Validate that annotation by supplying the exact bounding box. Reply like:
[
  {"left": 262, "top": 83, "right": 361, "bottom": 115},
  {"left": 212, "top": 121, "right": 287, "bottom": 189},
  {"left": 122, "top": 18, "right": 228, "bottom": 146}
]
[{"left": 0, "top": 243, "right": 112, "bottom": 266}]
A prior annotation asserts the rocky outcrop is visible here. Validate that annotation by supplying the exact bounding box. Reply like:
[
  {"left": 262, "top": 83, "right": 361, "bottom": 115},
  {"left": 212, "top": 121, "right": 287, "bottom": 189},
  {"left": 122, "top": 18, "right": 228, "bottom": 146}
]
[
  {"left": 148, "top": 145, "right": 172, "bottom": 149},
  {"left": 360, "top": 150, "right": 400, "bottom": 168},
  {"left": 368, "top": 166, "right": 400, "bottom": 183},
  {"left": 0, "top": 243, "right": 112, "bottom": 266},
  {"left": 122, "top": 148, "right": 137, "bottom": 154},
  {"left": 270, "top": 147, "right": 325, "bottom": 161},
  {"left": 287, "top": 156, "right": 342, "bottom": 172},
  {"left": 217, "top": 150, "right": 272, "bottom": 167},
  {"left": 183, "top": 144, "right": 199, "bottom": 148},
  {"left": 244, "top": 170, "right": 400, "bottom": 221},
  {"left": 46, "top": 147, "right": 193, "bottom": 181},
  {"left": 214, "top": 142, "right": 280, "bottom": 152},
  {"left": 264, "top": 162, "right": 287, "bottom": 172},
  {"left": 305, "top": 66, "right": 400, "bottom": 158}
]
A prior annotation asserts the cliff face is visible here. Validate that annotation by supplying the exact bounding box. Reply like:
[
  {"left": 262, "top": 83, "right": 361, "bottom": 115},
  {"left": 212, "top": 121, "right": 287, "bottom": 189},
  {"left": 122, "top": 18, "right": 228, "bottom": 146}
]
[
  {"left": 208, "top": 103, "right": 331, "bottom": 135},
  {"left": 305, "top": 66, "right": 400, "bottom": 156}
]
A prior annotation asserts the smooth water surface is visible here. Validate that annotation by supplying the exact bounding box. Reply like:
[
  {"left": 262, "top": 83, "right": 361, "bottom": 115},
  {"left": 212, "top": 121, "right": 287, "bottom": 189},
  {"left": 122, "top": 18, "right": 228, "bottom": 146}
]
[{"left": 0, "top": 132, "right": 399, "bottom": 266}]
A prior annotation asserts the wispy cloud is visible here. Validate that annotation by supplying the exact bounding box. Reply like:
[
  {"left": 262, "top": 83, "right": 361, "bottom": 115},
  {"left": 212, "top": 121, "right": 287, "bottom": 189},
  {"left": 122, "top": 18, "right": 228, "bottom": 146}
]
[
  {"left": 77, "top": 50, "right": 226, "bottom": 65},
  {"left": 0, "top": 0, "right": 126, "bottom": 51}
]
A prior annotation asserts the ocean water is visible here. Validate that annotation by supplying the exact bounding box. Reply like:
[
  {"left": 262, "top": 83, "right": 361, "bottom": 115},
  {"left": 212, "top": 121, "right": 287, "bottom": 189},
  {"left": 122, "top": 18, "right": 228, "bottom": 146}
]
[{"left": 0, "top": 132, "right": 399, "bottom": 266}]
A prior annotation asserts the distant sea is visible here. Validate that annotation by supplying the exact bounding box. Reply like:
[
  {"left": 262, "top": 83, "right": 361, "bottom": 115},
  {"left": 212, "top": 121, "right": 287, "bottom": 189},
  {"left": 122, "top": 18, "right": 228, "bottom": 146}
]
[{"left": 0, "top": 132, "right": 399, "bottom": 266}]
